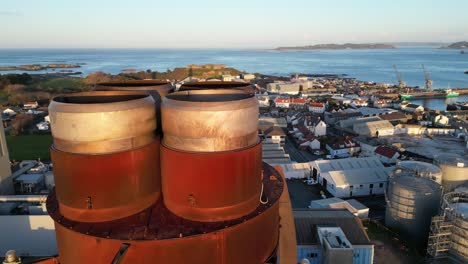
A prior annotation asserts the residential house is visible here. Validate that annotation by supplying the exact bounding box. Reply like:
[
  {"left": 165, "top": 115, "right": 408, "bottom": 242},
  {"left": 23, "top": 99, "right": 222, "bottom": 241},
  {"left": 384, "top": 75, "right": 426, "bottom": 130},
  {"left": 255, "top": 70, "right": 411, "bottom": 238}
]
[
  {"left": 256, "top": 96, "right": 270, "bottom": 108},
  {"left": 23, "top": 101, "right": 39, "bottom": 110},
  {"left": 403, "top": 103, "right": 424, "bottom": 113},
  {"left": 241, "top": 73, "right": 255, "bottom": 81},
  {"left": 308, "top": 102, "right": 326, "bottom": 114},
  {"left": 326, "top": 137, "right": 361, "bottom": 158},
  {"left": 350, "top": 99, "right": 368, "bottom": 108},
  {"left": 434, "top": 114, "right": 449, "bottom": 127},
  {"left": 373, "top": 99, "right": 391, "bottom": 108},
  {"left": 374, "top": 146, "right": 400, "bottom": 164},
  {"left": 304, "top": 116, "right": 326, "bottom": 137},
  {"left": 274, "top": 98, "right": 290, "bottom": 108},
  {"left": 221, "top": 75, "right": 233, "bottom": 82},
  {"left": 299, "top": 135, "right": 321, "bottom": 151},
  {"left": 290, "top": 98, "right": 307, "bottom": 109}
]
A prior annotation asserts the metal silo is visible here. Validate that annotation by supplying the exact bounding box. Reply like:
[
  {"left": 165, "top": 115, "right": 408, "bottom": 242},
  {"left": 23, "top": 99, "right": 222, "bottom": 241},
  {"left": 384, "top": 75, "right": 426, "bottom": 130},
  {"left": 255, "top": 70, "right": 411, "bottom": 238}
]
[
  {"left": 385, "top": 163, "right": 442, "bottom": 247},
  {"left": 434, "top": 154, "right": 468, "bottom": 192},
  {"left": 49, "top": 91, "right": 161, "bottom": 222},
  {"left": 427, "top": 191, "right": 468, "bottom": 263}
]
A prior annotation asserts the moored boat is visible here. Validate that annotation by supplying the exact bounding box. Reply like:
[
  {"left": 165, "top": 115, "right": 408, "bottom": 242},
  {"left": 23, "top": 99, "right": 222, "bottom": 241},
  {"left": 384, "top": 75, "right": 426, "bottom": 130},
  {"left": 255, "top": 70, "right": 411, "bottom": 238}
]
[{"left": 400, "top": 89, "right": 459, "bottom": 100}]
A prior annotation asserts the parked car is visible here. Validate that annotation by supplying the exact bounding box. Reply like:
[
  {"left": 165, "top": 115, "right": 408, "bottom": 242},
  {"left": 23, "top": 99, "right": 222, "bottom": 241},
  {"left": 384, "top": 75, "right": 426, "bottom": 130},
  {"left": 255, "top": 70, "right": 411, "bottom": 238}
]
[{"left": 313, "top": 150, "right": 324, "bottom": 155}]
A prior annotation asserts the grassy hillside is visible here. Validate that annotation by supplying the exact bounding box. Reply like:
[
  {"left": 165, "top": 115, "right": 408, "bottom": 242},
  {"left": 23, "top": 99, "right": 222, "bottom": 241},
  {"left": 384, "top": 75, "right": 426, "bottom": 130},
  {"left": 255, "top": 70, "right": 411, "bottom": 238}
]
[{"left": 6, "top": 134, "right": 53, "bottom": 161}]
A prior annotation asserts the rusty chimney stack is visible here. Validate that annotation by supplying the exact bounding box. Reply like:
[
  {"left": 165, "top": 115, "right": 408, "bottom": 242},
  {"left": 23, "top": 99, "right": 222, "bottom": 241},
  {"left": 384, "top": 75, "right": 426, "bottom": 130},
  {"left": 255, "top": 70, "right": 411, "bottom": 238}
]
[{"left": 47, "top": 86, "right": 283, "bottom": 263}]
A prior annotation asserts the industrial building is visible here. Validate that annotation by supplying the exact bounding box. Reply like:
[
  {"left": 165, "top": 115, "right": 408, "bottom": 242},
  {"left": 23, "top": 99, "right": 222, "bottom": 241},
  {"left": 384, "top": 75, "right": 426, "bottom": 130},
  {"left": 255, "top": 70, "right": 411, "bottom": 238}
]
[
  {"left": 294, "top": 209, "right": 374, "bottom": 264},
  {"left": 310, "top": 157, "right": 390, "bottom": 198},
  {"left": 427, "top": 190, "right": 468, "bottom": 263},
  {"left": 267, "top": 82, "right": 301, "bottom": 94},
  {"left": 352, "top": 120, "right": 394, "bottom": 136}
]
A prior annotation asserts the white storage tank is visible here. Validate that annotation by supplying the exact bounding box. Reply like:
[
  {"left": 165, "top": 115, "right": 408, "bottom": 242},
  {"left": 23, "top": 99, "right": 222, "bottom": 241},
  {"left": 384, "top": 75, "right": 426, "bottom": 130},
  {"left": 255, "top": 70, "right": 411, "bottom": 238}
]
[{"left": 434, "top": 154, "right": 468, "bottom": 192}]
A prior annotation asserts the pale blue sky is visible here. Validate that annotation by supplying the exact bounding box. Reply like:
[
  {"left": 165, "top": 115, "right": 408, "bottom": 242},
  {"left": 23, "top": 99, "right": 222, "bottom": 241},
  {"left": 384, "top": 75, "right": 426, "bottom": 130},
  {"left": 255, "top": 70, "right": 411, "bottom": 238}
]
[{"left": 1, "top": 0, "right": 467, "bottom": 48}]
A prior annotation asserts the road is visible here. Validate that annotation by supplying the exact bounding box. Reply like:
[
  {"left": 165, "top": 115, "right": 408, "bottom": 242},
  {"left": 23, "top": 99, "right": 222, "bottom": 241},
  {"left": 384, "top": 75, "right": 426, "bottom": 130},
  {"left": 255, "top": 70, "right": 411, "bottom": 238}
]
[{"left": 283, "top": 136, "right": 319, "bottom": 163}]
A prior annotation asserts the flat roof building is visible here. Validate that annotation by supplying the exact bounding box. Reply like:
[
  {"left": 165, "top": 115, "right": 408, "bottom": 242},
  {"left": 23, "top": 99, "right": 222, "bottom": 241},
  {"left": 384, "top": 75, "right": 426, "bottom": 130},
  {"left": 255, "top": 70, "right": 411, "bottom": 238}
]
[{"left": 294, "top": 209, "right": 374, "bottom": 264}]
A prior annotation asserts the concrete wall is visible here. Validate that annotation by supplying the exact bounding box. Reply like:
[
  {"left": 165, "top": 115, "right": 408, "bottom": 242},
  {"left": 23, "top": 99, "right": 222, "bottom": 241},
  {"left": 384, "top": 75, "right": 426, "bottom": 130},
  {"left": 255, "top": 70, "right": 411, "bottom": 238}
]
[
  {"left": 0, "top": 115, "right": 12, "bottom": 194},
  {"left": 0, "top": 215, "right": 57, "bottom": 256}
]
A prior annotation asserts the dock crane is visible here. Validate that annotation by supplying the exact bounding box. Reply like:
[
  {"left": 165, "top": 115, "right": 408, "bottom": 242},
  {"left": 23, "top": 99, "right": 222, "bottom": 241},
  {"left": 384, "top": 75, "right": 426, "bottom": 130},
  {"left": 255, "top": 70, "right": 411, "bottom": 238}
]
[
  {"left": 393, "top": 65, "right": 406, "bottom": 88},
  {"left": 422, "top": 64, "right": 433, "bottom": 89}
]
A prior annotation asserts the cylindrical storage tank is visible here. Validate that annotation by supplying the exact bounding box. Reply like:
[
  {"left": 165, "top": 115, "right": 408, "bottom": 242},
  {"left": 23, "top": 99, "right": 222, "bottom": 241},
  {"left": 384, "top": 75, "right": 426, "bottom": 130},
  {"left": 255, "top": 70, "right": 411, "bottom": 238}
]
[
  {"left": 434, "top": 154, "right": 468, "bottom": 191},
  {"left": 47, "top": 162, "right": 283, "bottom": 264},
  {"left": 49, "top": 91, "right": 161, "bottom": 222},
  {"left": 179, "top": 81, "right": 254, "bottom": 94},
  {"left": 95, "top": 80, "right": 173, "bottom": 135},
  {"left": 385, "top": 168, "right": 442, "bottom": 247},
  {"left": 162, "top": 90, "right": 259, "bottom": 152},
  {"left": 397, "top": 161, "right": 443, "bottom": 185},
  {"left": 161, "top": 90, "right": 261, "bottom": 222}
]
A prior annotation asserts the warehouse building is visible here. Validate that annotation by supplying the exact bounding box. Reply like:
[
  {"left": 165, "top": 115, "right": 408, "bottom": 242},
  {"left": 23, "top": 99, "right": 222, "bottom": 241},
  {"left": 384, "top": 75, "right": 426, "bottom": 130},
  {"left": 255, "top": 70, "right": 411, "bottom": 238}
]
[
  {"left": 309, "top": 157, "right": 390, "bottom": 198},
  {"left": 352, "top": 120, "right": 394, "bottom": 136}
]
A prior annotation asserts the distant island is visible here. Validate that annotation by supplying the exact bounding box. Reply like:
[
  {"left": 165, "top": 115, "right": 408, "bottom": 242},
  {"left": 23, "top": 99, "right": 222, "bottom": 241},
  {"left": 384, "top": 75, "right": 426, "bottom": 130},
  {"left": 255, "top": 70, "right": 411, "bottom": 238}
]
[
  {"left": 440, "top": 41, "right": 468, "bottom": 49},
  {"left": 0, "top": 63, "right": 83, "bottom": 72},
  {"left": 274, "top": 43, "right": 396, "bottom": 51}
]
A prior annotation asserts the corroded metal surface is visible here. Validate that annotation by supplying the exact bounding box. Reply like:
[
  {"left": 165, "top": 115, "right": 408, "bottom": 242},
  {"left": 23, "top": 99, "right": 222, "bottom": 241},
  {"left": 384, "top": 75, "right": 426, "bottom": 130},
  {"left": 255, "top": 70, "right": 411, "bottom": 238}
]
[
  {"left": 95, "top": 80, "right": 173, "bottom": 136},
  {"left": 49, "top": 91, "right": 156, "bottom": 154},
  {"left": 161, "top": 142, "right": 262, "bottom": 222},
  {"left": 47, "top": 163, "right": 283, "bottom": 264},
  {"left": 95, "top": 80, "right": 173, "bottom": 97},
  {"left": 161, "top": 89, "right": 259, "bottom": 152},
  {"left": 50, "top": 139, "right": 161, "bottom": 222},
  {"left": 179, "top": 81, "right": 254, "bottom": 94}
]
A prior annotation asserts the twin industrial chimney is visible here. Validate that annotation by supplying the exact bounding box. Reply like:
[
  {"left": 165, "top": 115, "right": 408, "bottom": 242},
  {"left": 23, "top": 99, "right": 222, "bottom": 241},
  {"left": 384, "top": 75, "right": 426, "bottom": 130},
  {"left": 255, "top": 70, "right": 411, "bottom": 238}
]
[{"left": 46, "top": 81, "right": 284, "bottom": 263}]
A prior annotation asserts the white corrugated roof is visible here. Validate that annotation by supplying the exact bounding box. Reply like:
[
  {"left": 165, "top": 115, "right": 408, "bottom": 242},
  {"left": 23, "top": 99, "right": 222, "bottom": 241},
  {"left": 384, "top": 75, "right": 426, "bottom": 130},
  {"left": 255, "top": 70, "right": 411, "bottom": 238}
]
[
  {"left": 323, "top": 167, "right": 392, "bottom": 187},
  {"left": 310, "top": 157, "right": 384, "bottom": 173},
  {"left": 282, "top": 163, "right": 311, "bottom": 172}
]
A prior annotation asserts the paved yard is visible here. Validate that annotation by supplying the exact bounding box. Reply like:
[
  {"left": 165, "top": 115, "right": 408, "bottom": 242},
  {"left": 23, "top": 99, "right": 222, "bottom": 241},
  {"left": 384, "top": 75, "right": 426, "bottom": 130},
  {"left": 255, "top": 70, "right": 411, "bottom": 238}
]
[{"left": 286, "top": 179, "right": 330, "bottom": 208}]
